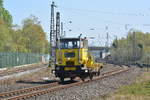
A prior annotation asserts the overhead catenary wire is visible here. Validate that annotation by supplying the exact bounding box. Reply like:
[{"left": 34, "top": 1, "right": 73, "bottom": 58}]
[
  {"left": 59, "top": 8, "right": 150, "bottom": 31},
  {"left": 59, "top": 7, "right": 149, "bottom": 17},
  {"left": 55, "top": 5, "right": 150, "bottom": 47},
  {"left": 58, "top": 6, "right": 150, "bottom": 29}
]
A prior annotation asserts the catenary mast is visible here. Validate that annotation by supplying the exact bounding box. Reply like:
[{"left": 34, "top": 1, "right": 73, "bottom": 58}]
[{"left": 49, "top": 1, "right": 56, "bottom": 66}]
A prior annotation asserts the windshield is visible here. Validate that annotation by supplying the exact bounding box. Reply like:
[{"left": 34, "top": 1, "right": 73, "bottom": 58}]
[
  {"left": 60, "top": 40, "right": 79, "bottom": 49},
  {"left": 64, "top": 52, "right": 75, "bottom": 58}
]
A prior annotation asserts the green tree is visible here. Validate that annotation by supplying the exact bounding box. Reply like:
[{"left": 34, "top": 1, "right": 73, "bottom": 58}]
[
  {"left": 0, "top": 0, "right": 12, "bottom": 26},
  {"left": 10, "top": 29, "right": 28, "bottom": 52},
  {"left": 0, "top": 18, "right": 13, "bottom": 51},
  {"left": 111, "top": 31, "right": 146, "bottom": 64},
  {"left": 0, "top": 0, "right": 13, "bottom": 51},
  {"left": 21, "top": 15, "right": 49, "bottom": 53},
  {"left": 0, "top": 0, "right": 3, "bottom": 7},
  {"left": 0, "top": 1, "right": 49, "bottom": 54}
]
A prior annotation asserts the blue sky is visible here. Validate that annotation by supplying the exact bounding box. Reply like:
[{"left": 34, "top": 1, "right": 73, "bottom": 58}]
[{"left": 4, "top": 0, "right": 150, "bottom": 46}]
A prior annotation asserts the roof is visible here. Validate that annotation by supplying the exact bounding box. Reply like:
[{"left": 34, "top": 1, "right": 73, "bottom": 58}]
[
  {"left": 60, "top": 38, "right": 79, "bottom": 40},
  {"left": 60, "top": 37, "right": 87, "bottom": 41}
]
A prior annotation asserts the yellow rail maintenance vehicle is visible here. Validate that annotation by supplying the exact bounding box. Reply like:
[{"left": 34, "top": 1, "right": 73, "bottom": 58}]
[{"left": 52, "top": 36, "right": 103, "bottom": 82}]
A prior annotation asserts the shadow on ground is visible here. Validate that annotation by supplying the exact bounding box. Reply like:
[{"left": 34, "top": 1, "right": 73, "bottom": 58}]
[
  {"left": 16, "top": 79, "right": 79, "bottom": 85},
  {"left": 59, "top": 80, "right": 79, "bottom": 85},
  {"left": 16, "top": 80, "right": 58, "bottom": 85}
]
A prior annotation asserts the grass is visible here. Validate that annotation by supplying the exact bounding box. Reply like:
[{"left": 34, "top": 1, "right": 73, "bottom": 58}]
[
  {"left": 97, "top": 71, "right": 150, "bottom": 100},
  {"left": 118, "top": 72, "right": 150, "bottom": 96}
]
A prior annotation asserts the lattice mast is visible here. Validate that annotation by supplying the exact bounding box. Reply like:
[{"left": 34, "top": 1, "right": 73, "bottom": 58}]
[
  {"left": 61, "top": 22, "right": 64, "bottom": 38},
  {"left": 49, "top": 2, "right": 56, "bottom": 64},
  {"left": 56, "top": 12, "right": 61, "bottom": 53},
  {"left": 56, "top": 12, "right": 61, "bottom": 40}
]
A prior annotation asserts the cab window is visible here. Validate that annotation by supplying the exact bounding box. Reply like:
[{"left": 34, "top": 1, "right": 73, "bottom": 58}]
[{"left": 60, "top": 40, "right": 79, "bottom": 49}]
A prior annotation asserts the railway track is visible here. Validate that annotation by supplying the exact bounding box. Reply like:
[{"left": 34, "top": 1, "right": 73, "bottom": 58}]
[
  {"left": 0, "top": 67, "right": 130, "bottom": 100},
  {"left": 0, "top": 64, "right": 47, "bottom": 77}
]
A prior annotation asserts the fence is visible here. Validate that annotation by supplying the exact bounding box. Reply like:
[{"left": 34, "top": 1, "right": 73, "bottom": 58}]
[{"left": 0, "top": 52, "right": 49, "bottom": 68}]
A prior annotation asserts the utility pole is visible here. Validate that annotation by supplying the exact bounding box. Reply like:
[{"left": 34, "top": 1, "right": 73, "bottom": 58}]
[
  {"left": 49, "top": 1, "right": 56, "bottom": 67},
  {"left": 61, "top": 22, "right": 64, "bottom": 38},
  {"left": 115, "top": 35, "right": 118, "bottom": 47},
  {"left": 125, "top": 24, "right": 134, "bottom": 64},
  {"left": 106, "top": 32, "right": 109, "bottom": 48},
  {"left": 63, "top": 31, "right": 66, "bottom": 37},
  {"left": 132, "top": 31, "right": 136, "bottom": 64},
  {"left": 125, "top": 24, "right": 129, "bottom": 64},
  {"left": 56, "top": 12, "right": 60, "bottom": 40},
  {"left": 56, "top": 12, "right": 61, "bottom": 65},
  {"left": 105, "top": 26, "right": 109, "bottom": 52},
  {"left": 105, "top": 26, "right": 109, "bottom": 63}
]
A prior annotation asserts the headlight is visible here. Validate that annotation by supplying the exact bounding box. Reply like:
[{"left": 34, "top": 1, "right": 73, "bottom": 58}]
[
  {"left": 52, "top": 70, "right": 55, "bottom": 74},
  {"left": 85, "top": 69, "right": 88, "bottom": 73},
  {"left": 81, "top": 67, "right": 88, "bottom": 73},
  {"left": 67, "top": 58, "right": 71, "bottom": 60}
]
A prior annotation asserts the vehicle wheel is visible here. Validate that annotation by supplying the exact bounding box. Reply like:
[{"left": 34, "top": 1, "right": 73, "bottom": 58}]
[
  {"left": 70, "top": 77, "right": 75, "bottom": 81},
  {"left": 80, "top": 77, "right": 85, "bottom": 81},
  {"left": 89, "top": 73, "right": 93, "bottom": 80},
  {"left": 97, "top": 69, "right": 101, "bottom": 76},
  {"left": 60, "top": 77, "right": 64, "bottom": 83}
]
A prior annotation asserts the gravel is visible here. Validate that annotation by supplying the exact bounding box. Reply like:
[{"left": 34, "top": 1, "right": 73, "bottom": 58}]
[
  {"left": 0, "top": 64, "right": 121, "bottom": 93},
  {"left": 0, "top": 64, "right": 141, "bottom": 100},
  {"left": 27, "top": 65, "right": 142, "bottom": 100},
  {"left": 0, "top": 67, "right": 47, "bottom": 80},
  {"left": 0, "top": 66, "right": 56, "bottom": 93},
  {"left": 0, "top": 63, "right": 48, "bottom": 76}
]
